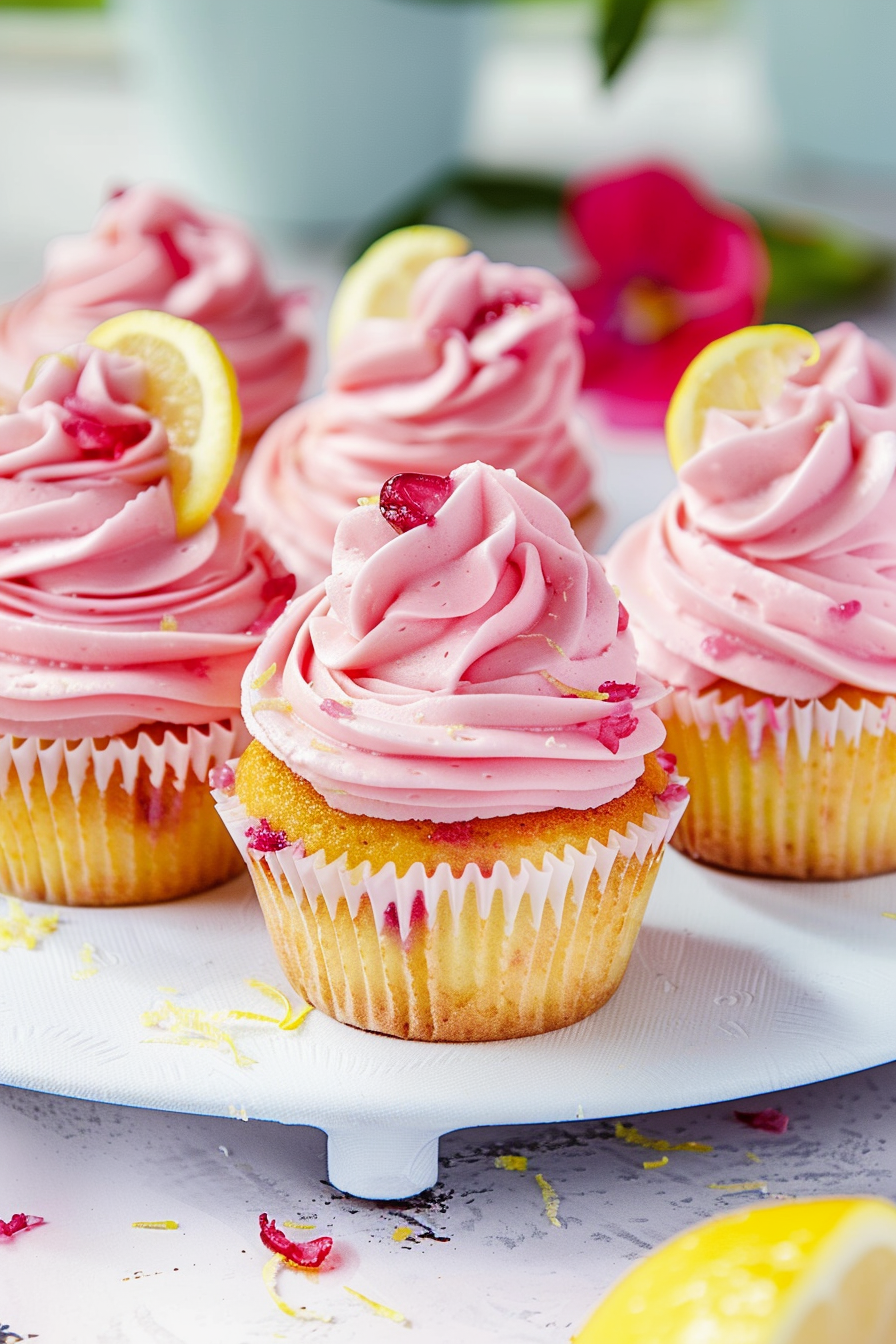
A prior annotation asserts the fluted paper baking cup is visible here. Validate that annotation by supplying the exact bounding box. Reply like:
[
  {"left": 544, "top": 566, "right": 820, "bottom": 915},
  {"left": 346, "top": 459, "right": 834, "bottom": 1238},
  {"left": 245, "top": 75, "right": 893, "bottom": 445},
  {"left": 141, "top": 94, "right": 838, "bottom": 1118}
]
[
  {"left": 0, "top": 720, "right": 248, "bottom": 906},
  {"left": 661, "top": 685, "right": 896, "bottom": 879},
  {"left": 215, "top": 788, "right": 686, "bottom": 1041}
]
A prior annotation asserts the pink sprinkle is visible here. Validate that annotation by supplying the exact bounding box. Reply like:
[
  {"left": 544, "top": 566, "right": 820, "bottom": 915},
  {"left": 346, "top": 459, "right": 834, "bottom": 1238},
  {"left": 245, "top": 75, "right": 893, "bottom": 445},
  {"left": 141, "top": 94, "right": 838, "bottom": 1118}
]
[
  {"left": 0, "top": 1213, "right": 44, "bottom": 1238},
  {"left": 245, "top": 818, "right": 289, "bottom": 853},
  {"left": 829, "top": 599, "right": 861, "bottom": 621},
  {"left": 380, "top": 472, "right": 454, "bottom": 533},
  {"left": 320, "top": 699, "right": 353, "bottom": 720},
  {"left": 156, "top": 228, "right": 192, "bottom": 281},
  {"left": 616, "top": 602, "right": 630, "bottom": 634},
  {"left": 658, "top": 781, "right": 689, "bottom": 806},
  {"left": 656, "top": 749, "right": 677, "bottom": 774},
  {"left": 209, "top": 763, "right": 235, "bottom": 794},
  {"left": 61, "top": 396, "right": 151, "bottom": 460},
  {"left": 598, "top": 680, "right": 639, "bottom": 703},
  {"left": 701, "top": 632, "right": 741, "bottom": 661},
  {"left": 734, "top": 1108, "right": 789, "bottom": 1134},
  {"left": 428, "top": 821, "right": 473, "bottom": 845}
]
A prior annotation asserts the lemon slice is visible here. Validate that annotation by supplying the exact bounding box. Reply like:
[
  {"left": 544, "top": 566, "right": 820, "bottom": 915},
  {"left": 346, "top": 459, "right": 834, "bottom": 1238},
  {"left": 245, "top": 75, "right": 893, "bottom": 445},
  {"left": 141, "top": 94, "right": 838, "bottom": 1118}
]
[
  {"left": 88, "top": 309, "right": 240, "bottom": 537},
  {"left": 328, "top": 224, "right": 470, "bottom": 353},
  {"left": 666, "top": 324, "right": 820, "bottom": 472},
  {"left": 573, "top": 1197, "right": 896, "bottom": 1344}
]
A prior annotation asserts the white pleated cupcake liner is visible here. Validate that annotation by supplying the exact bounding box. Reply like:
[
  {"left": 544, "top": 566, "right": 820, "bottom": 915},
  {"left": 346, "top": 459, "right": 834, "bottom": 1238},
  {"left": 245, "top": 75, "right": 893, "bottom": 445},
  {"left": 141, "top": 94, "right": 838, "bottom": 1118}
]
[
  {"left": 214, "top": 783, "right": 688, "bottom": 937},
  {"left": 661, "top": 685, "right": 896, "bottom": 762}
]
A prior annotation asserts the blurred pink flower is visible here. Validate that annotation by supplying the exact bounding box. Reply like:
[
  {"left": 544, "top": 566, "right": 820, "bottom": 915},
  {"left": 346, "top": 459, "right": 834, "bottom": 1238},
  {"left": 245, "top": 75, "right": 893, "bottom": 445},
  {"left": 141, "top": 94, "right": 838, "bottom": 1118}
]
[{"left": 566, "top": 162, "right": 769, "bottom": 428}]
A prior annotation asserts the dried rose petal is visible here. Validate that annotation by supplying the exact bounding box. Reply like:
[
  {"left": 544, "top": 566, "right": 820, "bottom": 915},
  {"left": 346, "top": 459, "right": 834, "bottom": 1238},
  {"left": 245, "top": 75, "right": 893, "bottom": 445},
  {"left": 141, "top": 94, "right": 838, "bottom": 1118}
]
[
  {"left": 658, "top": 781, "right": 689, "bottom": 806},
  {"left": 655, "top": 749, "right": 677, "bottom": 774},
  {"left": 598, "top": 680, "right": 639, "bottom": 703},
  {"left": 0, "top": 1213, "right": 45, "bottom": 1238},
  {"left": 245, "top": 818, "right": 289, "bottom": 853},
  {"left": 261, "top": 573, "right": 297, "bottom": 605},
  {"left": 734, "top": 1108, "right": 789, "bottom": 1134},
  {"left": 320, "top": 699, "right": 353, "bottom": 720},
  {"left": 380, "top": 473, "right": 454, "bottom": 533},
  {"left": 61, "top": 395, "right": 151, "bottom": 461},
  {"left": 701, "top": 632, "right": 741, "bottom": 661},
  {"left": 616, "top": 602, "right": 630, "bottom": 634},
  {"left": 156, "top": 228, "right": 192, "bottom": 281},
  {"left": 580, "top": 712, "right": 639, "bottom": 754},
  {"left": 829, "top": 600, "right": 861, "bottom": 621},
  {"left": 258, "top": 1213, "right": 332, "bottom": 1269},
  {"left": 427, "top": 821, "right": 473, "bottom": 845},
  {"left": 209, "top": 763, "right": 235, "bottom": 794}
]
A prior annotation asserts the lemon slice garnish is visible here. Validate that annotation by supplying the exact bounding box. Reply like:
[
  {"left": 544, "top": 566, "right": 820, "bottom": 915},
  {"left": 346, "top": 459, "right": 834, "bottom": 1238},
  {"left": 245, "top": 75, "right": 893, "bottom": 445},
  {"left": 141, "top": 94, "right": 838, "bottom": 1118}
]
[
  {"left": 573, "top": 1197, "right": 896, "bottom": 1344},
  {"left": 88, "top": 310, "right": 240, "bottom": 537},
  {"left": 328, "top": 224, "right": 470, "bottom": 354},
  {"left": 666, "top": 323, "right": 820, "bottom": 472}
]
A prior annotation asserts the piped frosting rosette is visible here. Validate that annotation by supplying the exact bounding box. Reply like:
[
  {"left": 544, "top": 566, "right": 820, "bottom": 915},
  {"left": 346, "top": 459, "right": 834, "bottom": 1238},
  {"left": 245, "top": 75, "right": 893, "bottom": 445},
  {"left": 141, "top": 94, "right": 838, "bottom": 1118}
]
[
  {"left": 0, "top": 185, "right": 310, "bottom": 436},
  {"left": 240, "top": 252, "right": 597, "bottom": 588},
  {"left": 0, "top": 342, "right": 290, "bottom": 904},
  {"left": 243, "top": 461, "right": 664, "bottom": 822},
  {"left": 607, "top": 321, "right": 896, "bottom": 877}
]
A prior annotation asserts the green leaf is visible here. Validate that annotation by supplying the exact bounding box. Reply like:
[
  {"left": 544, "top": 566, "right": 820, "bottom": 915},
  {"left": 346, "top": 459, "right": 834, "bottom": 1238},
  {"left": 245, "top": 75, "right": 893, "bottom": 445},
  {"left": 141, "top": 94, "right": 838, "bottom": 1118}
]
[
  {"left": 598, "top": 0, "right": 661, "bottom": 84},
  {"left": 754, "top": 210, "right": 895, "bottom": 317}
]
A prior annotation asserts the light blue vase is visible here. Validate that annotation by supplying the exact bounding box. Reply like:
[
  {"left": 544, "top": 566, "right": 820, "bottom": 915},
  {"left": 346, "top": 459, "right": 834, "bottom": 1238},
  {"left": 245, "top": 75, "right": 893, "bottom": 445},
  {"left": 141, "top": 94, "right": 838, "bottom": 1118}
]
[
  {"left": 758, "top": 0, "right": 896, "bottom": 176},
  {"left": 120, "top": 0, "right": 485, "bottom": 232}
]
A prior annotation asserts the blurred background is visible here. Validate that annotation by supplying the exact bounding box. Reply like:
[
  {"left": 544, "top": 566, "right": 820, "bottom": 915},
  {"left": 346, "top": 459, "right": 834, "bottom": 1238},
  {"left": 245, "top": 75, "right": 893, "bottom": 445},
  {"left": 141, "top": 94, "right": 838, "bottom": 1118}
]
[{"left": 1, "top": 0, "right": 895, "bottom": 404}]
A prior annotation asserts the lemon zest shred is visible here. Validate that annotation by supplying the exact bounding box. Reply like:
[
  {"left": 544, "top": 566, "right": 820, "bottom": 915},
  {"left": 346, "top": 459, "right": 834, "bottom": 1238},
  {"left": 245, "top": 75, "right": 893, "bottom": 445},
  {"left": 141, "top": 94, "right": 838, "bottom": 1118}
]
[
  {"left": 141, "top": 1000, "right": 256, "bottom": 1068},
  {"left": 535, "top": 1173, "right": 561, "bottom": 1228},
  {"left": 746, "top": 1151, "right": 761, "bottom": 1163},
  {"left": 392, "top": 1226, "right": 414, "bottom": 1242},
  {"left": 310, "top": 738, "right": 339, "bottom": 754},
  {"left": 643, "top": 1156, "right": 669, "bottom": 1170},
  {"left": 132, "top": 1220, "right": 179, "bottom": 1230},
  {"left": 262, "top": 1254, "right": 333, "bottom": 1323},
  {"left": 251, "top": 663, "right": 277, "bottom": 690},
  {"left": 159, "top": 614, "right": 178, "bottom": 632},
  {"left": 495, "top": 1154, "right": 528, "bottom": 1172},
  {"left": 253, "top": 697, "right": 293, "bottom": 715},
  {"left": 284, "top": 1221, "right": 315, "bottom": 1230},
  {"left": 539, "top": 670, "right": 609, "bottom": 701},
  {"left": 72, "top": 941, "right": 99, "bottom": 980},
  {"left": 357, "top": 495, "right": 380, "bottom": 507},
  {"left": 344, "top": 1285, "right": 407, "bottom": 1324},
  {"left": 615, "top": 1121, "right": 713, "bottom": 1154},
  {"left": 228, "top": 1104, "right": 249, "bottom": 1121},
  {"left": 0, "top": 897, "right": 58, "bottom": 951},
  {"left": 708, "top": 1181, "right": 768, "bottom": 1194},
  {"left": 882, "top": 911, "right": 896, "bottom": 920},
  {"left": 518, "top": 633, "right": 566, "bottom": 658},
  {"left": 229, "top": 978, "right": 313, "bottom": 1032}
]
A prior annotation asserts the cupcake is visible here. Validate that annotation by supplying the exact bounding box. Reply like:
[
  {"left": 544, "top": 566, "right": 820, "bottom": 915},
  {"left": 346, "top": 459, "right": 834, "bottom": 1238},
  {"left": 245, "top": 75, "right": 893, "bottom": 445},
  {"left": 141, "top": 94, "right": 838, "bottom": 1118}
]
[
  {"left": 216, "top": 462, "right": 685, "bottom": 1042},
  {"left": 240, "top": 249, "right": 599, "bottom": 591},
  {"left": 0, "top": 336, "right": 288, "bottom": 905},
  {"left": 607, "top": 321, "right": 896, "bottom": 880},
  {"left": 0, "top": 184, "right": 310, "bottom": 443}
]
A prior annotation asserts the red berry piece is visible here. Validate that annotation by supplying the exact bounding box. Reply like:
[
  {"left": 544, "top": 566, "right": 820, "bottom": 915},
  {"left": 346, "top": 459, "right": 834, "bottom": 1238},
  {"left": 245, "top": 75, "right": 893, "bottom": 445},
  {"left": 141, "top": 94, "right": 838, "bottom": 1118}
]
[
  {"left": 380, "top": 473, "right": 454, "bottom": 533},
  {"left": 244, "top": 818, "right": 289, "bottom": 853},
  {"left": 829, "top": 599, "right": 861, "bottom": 620},
  {"left": 598, "top": 680, "right": 639, "bottom": 702},
  {"left": 616, "top": 602, "right": 630, "bottom": 634}
]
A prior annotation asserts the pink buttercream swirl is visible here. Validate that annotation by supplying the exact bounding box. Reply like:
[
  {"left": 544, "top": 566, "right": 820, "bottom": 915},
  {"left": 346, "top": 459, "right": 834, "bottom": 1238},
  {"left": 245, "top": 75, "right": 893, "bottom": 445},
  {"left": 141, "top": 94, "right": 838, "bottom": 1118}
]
[
  {"left": 243, "top": 462, "right": 665, "bottom": 822},
  {"left": 0, "top": 185, "right": 310, "bottom": 436},
  {"left": 608, "top": 323, "right": 896, "bottom": 698},
  {"left": 0, "top": 345, "right": 283, "bottom": 737},
  {"left": 240, "top": 252, "right": 596, "bottom": 589}
]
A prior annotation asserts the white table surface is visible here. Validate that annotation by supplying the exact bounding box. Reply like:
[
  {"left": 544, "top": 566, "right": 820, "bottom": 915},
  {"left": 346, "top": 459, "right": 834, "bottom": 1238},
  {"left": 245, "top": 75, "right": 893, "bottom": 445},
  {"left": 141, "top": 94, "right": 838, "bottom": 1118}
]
[{"left": 2, "top": 11, "right": 896, "bottom": 1341}]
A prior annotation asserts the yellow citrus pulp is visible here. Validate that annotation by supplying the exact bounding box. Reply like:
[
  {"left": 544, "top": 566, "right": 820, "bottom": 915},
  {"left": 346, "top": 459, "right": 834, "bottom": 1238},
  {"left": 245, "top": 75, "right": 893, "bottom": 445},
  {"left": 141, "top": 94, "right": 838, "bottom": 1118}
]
[
  {"left": 665, "top": 324, "right": 820, "bottom": 472},
  {"left": 327, "top": 224, "right": 470, "bottom": 353},
  {"left": 88, "top": 309, "right": 240, "bottom": 536},
  {"left": 572, "top": 1197, "right": 896, "bottom": 1344}
]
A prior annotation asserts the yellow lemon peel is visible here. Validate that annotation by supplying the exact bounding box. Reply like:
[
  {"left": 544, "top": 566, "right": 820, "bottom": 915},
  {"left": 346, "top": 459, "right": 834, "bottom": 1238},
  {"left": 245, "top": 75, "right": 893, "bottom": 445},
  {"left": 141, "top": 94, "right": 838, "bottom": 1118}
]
[
  {"left": 643, "top": 1156, "right": 669, "bottom": 1170},
  {"left": 0, "top": 897, "right": 58, "bottom": 951},
  {"left": 535, "top": 1173, "right": 561, "bottom": 1228},
  {"left": 262, "top": 1254, "right": 333, "bottom": 1323},
  {"left": 344, "top": 1285, "right": 407, "bottom": 1324},
  {"left": 392, "top": 1226, "right": 414, "bottom": 1242},
  {"left": 251, "top": 663, "right": 277, "bottom": 691},
  {"left": 229, "top": 979, "right": 313, "bottom": 1032},
  {"left": 72, "top": 942, "right": 99, "bottom": 980},
  {"left": 132, "top": 1221, "right": 179, "bottom": 1230},
  {"left": 539, "top": 670, "right": 609, "bottom": 701},
  {"left": 252, "top": 697, "right": 293, "bottom": 715},
  {"left": 615, "top": 1120, "right": 713, "bottom": 1153},
  {"left": 495, "top": 1155, "right": 528, "bottom": 1173}
]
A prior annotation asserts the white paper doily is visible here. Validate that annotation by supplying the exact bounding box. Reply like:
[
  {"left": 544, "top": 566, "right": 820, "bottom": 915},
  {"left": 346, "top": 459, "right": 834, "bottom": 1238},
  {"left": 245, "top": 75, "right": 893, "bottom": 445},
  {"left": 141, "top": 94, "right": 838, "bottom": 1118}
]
[{"left": 2, "top": 850, "right": 895, "bottom": 1198}]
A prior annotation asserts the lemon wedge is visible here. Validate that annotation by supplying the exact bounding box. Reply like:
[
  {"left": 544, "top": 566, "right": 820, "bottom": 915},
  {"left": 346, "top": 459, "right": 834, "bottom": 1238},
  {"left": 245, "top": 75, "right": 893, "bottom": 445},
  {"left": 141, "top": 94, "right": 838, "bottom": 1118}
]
[
  {"left": 328, "top": 224, "right": 470, "bottom": 353},
  {"left": 572, "top": 1197, "right": 896, "bottom": 1344},
  {"left": 88, "top": 309, "right": 240, "bottom": 537},
  {"left": 665, "top": 324, "right": 820, "bottom": 472}
]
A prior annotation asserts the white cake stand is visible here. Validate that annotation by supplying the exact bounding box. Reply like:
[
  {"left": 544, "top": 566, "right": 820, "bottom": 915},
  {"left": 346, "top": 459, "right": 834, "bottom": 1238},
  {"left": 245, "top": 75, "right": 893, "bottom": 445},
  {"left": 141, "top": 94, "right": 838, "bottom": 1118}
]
[{"left": 2, "top": 849, "right": 895, "bottom": 1199}]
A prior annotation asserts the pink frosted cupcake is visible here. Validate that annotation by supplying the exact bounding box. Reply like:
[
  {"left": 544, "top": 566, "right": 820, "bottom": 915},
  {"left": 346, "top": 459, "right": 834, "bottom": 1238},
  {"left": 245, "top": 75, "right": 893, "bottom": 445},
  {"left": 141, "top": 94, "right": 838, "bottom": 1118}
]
[
  {"left": 0, "top": 184, "right": 311, "bottom": 443},
  {"left": 0, "top": 340, "right": 289, "bottom": 905},
  {"left": 240, "top": 251, "right": 599, "bottom": 590},
  {"left": 217, "top": 462, "right": 685, "bottom": 1041},
  {"left": 608, "top": 322, "right": 896, "bottom": 879}
]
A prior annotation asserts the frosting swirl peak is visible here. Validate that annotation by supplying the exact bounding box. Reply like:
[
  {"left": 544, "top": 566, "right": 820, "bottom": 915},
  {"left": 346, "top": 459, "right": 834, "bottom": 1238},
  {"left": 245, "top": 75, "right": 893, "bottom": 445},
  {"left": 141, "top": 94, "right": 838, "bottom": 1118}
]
[
  {"left": 608, "top": 322, "right": 896, "bottom": 698},
  {"left": 243, "top": 462, "right": 664, "bottom": 821}
]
